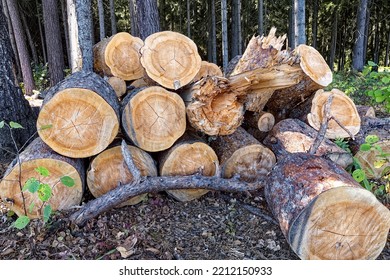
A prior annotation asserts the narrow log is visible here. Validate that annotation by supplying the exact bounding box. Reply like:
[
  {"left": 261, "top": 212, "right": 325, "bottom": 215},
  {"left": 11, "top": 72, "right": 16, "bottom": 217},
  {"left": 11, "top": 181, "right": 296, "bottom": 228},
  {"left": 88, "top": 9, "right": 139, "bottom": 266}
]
[
  {"left": 158, "top": 132, "right": 219, "bottom": 201},
  {"left": 87, "top": 142, "right": 157, "bottom": 206},
  {"left": 0, "top": 137, "right": 85, "bottom": 218},
  {"left": 307, "top": 88, "right": 361, "bottom": 139},
  {"left": 209, "top": 127, "right": 276, "bottom": 182},
  {"left": 140, "top": 31, "right": 202, "bottom": 89},
  {"left": 93, "top": 32, "right": 144, "bottom": 80},
  {"left": 265, "top": 152, "right": 390, "bottom": 260},
  {"left": 107, "top": 76, "right": 127, "bottom": 98},
  {"left": 192, "top": 61, "right": 223, "bottom": 83},
  {"left": 121, "top": 86, "right": 186, "bottom": 152},
  {"left": 37, "top": 71, "right": 120, "bottom": 158},
  {"left": 263, "top": 118, "right": 353, "bottom": 168},
  {"left": 244, "top": 111, "right": 275, "bottom": 132}
]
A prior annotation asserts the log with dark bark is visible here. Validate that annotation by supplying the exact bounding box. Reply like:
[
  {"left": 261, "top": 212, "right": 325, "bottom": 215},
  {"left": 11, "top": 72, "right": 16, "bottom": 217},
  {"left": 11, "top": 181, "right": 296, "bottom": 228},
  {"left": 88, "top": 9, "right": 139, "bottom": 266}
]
[
  {"left": 265, "top": 152, "right": 390, "bottom": 260},
  {"left": 209, "top": 127, "right": 276, "bottom": 182},
  {"left": 263, "top": 118, "right": 353, "bottom": 168},
  {"left": 158, "top": 132, "right": 219, "bottom": 201},
  {"left": 121, "top": 86, "right": 186, "bottom": 152},
  {"left": 0, "top": 137, "right": 85, "bottom": 219},
  {"left": 37, "top": 71, "right": 120, "bottom": 158}
]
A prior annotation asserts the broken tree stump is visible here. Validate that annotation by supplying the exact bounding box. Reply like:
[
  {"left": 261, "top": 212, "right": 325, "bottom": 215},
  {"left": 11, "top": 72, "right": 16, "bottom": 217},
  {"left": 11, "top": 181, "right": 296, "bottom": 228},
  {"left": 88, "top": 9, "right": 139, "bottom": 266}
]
[
  {"left": 265, "top": 152, "right": 390, "bottom": 260},
  {"left": 0, "top": 137, "right": 85, "bottom": 218},
  {"left": 37, "top": 71, "right": 120, "bottom": 158}
]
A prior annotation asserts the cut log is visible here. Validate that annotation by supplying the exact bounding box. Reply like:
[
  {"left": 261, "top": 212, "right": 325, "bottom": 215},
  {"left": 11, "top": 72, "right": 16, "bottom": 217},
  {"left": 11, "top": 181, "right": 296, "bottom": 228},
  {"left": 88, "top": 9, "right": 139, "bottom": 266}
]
[
  {"left": 0, "top": 137, "right": 85, "bottom": 219},
  {"left": 87, "top": 142, "right": 157, "bottom": 207},
  {"left": 192, "top": 61, "right": 223, "bottom": 83},
  {"left": 181, "top": 76, "right": 244, "bottom": 136},
  {"left": 265, "top": 152, "right": 390, "bottom": 260},
  {"left": 356, "top": 105, "right": 376, "bottom": 118},
  {"left": 140, "top": 31, "right": 202, "bottom": 89},
  {"left": 129, "top": 76, "right": 157, "bottom": 88},
  {"left": 244, "top": 111, "right": 275, "bottom": 132},
  {"left": 307, "top": 88, "right": 361, "bottom": 139},
  {"left": 37, "top": 71, "right": 120, "bottom": 158},
  {"left": 107, "top": 76, "right": 127, "bottom": 98},
  {"left": 93, "top": 32, "right": 144, "bottom": 80},
  {"left": 158, "top": 132, "right": 219, "bottom": 201},
  {"left": 121, "top": 86, "right": 186, "bottom": 152},
  {"left": 209, "top": 127, "right": 276, "bottom": 182},
  {"left": 263, "top": 118, "right": 353, "bottom": 168}
]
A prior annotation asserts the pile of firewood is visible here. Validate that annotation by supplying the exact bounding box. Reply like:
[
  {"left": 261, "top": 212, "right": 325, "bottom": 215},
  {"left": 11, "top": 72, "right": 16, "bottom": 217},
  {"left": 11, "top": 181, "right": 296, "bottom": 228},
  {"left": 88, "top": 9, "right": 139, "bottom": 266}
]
[{"left": 1, "top": 28, "right": 389, "bottom": 260}]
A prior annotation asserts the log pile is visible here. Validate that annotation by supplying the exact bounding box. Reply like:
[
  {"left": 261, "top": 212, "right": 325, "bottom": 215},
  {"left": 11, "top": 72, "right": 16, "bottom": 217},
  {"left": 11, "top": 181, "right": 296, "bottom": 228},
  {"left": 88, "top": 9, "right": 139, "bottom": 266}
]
[{"left": 1, "top": 28, "right": 389, "bottom": 260}]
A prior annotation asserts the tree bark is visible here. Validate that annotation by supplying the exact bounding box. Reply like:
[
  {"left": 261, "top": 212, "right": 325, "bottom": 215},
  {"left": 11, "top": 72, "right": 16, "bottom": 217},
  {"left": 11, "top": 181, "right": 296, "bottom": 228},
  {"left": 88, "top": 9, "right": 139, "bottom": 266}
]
[
  {"left": 186, "top": 0, "right": 190, "bottom": 38},
  {"left": 328, "top": 6, "right": 338, "bottom": 71},
  {"left": 258, "top": 0, "right": 264, "bottom": 36},
  {"left": 66, "top": 0, "right": 82, "bottom": 73},
  {"left": 311, "top": 0, "right": 318, "bottom": 49},
  {"left": 294, "top": 0, "right": 306, "bottom": 46},
  {"left": 36, "top": 0, "right": 47, "bottom": 64},
  {"left": 75, "top": 0, "right": 93, "bottom": 72},
  {"left": 209, "top": 0, "right": 217, "bottom": 64},
  {"left": 352, "top": 0, "right": 368, "bottom": 71},
  {"left": 221, "top": 0, "right": 228, "bottom": 72},
  {"left": 231, "top": 0, "right": 242, "bottom": 57},
  {"left": 97, "top": 0, "right": 105, "bottom": 40},
  {"left": 19, "top": 7, "right": 38, "bottom": 64},
  {"left": 109, "top": 0, "right": 117, "bottom": 35},
  {"left": 133, "top": 0, "right": 160, "bottom": 40},
  {"left": 128, "top": 0, "right": 138, "bottom": 36},
  {"left": 386, "top": 29, "right": 390, "bottom": 67},
  {"left": 6, "top": 0, "right": 36, "bottom": 95},
  {"left": 60, "top": 0, "right": 71, "bottom": 68},
  {"left": 42, "top": 0, "right": 66, "bottom": 86}
]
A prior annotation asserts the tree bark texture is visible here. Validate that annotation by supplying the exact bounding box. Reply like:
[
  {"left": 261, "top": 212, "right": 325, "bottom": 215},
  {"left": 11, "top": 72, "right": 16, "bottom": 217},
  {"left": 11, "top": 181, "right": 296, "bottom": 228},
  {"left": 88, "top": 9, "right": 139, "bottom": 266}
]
[
  {"left": 352, "top": 0, "right": 368, "bottom": 71},
  {"left": 231, "top": 0, "right": 242, "bottom": 57},
  {"left": 258, "top": 0, "right": 264, "bottom": 36},
  {"left": 19, "top": 7, "right": 38, "bottom": 64},
  {"left": 109, "top": 0, "right": 117, "bottom": 35},
  {"left": 134, "top": 0, "right": 160, "bottom": 40},
  {"left": 75, "top": 0, "right": 93, "bottom": 72},
  {"left": 294, "top": 0, "right": 306, "bottom": 45},
  {"left": 67, "top": 0, "right": 82, "bottom": 73},
  {"left": 221, "top": 0, "right": 228, "bottom": 72},
  {"left": 97, "top": 0, "right": 105, "bottom": 40}
]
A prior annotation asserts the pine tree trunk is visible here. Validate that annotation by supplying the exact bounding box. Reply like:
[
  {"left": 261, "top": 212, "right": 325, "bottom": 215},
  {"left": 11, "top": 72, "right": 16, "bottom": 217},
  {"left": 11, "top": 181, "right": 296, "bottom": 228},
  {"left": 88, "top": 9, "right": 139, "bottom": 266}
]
[
  {"left": 386, "top": 30, "right": 390, "bottom": 67},
  {"left": 352, "top": 0, "right": 368, "bottom": 71},
  {"left": 75, "top": 0, "right": 93, "bottom": 72},
  {"left": 42, "top": 0, "right": 66, "bottom": 86},
  {"left": 294, "top": 0, "right": 306, "bottom": 45},
  {"left": 231, "top": 0, "right": 242, "bottom": 57},
  {"left": 311, "top": 0, "right": 318, "bottom": 49},
  {"left": 109, "top": 0, "right": 117, "bottom": 35},
  {"left": 289, "top": 0, "right": 295, "bottom": 48},
  {"left": 134, "top": 0, "right": 160, "bottom": 40},
  {"left": 258, "top": 0, "right": 264, "bottom": 35},
  {"left": 60, "top": 0, "right": 71, "bottom": 68},
  {"left": 36, "top": 0, "right": 47, "bottom": 64},
  {"left": 186, "top": 0, "right": 190, "bottom": 38},
  {"left": 328, "top": 7, "right": 338, "bottom": 71},
  {"left": 128, "top": 0, "right": 138, "bottom": 36},
  {"left": 19, "top": 8, "right": 38, "bottom": 64},
  {"left": 97, "top": 0, "right": 105, "bottom": 40},
  {"left": 67, "top": 0, "right": 82, "bottom": 73},
  {"left": 221, "top": 0, "right": 228, "bottom": 72},
  {"left": 210, "top": 0, "right": 217, "bottom": 64}
]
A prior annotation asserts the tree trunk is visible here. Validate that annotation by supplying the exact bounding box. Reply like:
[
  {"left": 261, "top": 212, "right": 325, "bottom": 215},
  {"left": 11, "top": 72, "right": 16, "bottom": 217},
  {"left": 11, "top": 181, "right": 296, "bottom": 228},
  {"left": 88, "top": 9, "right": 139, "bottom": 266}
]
[
  {"left": 60, "top": 0, "right": 71, "bottom": 68},
  {"left": 67, "top": 0, "right": 82, "bottom": 73},
  {"left": 385, "top": 29, "right": 390, "bottom": 67},
  {"left": 311, "top": 0, "right": 318, "bottom": 49},
  {"left": 352, "top": 0, "right": 368, "bottom": 71},
  {"left": 328, "top": 7, "right": 338, "bottom": 71},
  {"left": 109, "top": 0, "right": 117, "bottom": 35},
  {"left": 221, "top": 0, "right": 228, "bottom": 72},
  {"left": 209, "top": 0, "right": 217, "bottom": 64},
  {"left": 75, "top": 0, "right": 93, "bottom": 72},
  {"left": 258, "top": 0, "right": 264, "bottom": 36},
  {"left": 128, "top": 0, "right": 138, "bottom": 36},
  {"left": 37, "top": 71, "right": 120, "bottom": 158},
  {"left": 186, "top": 0, "right": 190, "bottom": 38},
  {"left": 0, "top": 137, "right": 85, "bottom": 219},
  {"left": 289, "top": 0, "right": 295, "bottom": 48},
  {"left": 294, "top": 0, "right": 306, "bottom": 46},
  {"left": 0, "top": 1, "right": 36, "bottom": 163},
  {"left": 265, "top": 152, "right": 390, "bottom": 260},
  {"left": 373, "top": 21, "right": 380, "bottom": 66},
  {"left": 19, "top": 7, "right": 38, "bottom": 64},
  {"left": 36, "top": 0, "right": 47, "bottom": 64},
  {"left": 133, "top": 0, "right": 160, "bottom": 40},
  {"left": 121, "top": 86, "right": 186, "bottom": 152},
  {"left": 231, "top": 0, "right": 242, "bottom": 57},
  {"left": 363, "top": 0, "right": 370, "bottom": 64},
  {"left": 158, "top": 132, "right": 218, "bottom": 202},
  {"left": 6, "top": 0, "right": 35, "bottom": 95},
  {"left": 97, "top": 0, "right": 105, "bottom": 40},
  {"left": 42, "top": 0, "right": 66, "bottom": 86}
]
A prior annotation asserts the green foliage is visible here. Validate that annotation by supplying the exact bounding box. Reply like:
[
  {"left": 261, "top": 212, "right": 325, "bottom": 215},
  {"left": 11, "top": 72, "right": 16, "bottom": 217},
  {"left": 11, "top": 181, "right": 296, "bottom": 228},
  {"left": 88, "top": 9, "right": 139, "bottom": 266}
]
[
  {"left": 334, "top": 137, "right": 351, "bottom": 153},
  {"left": 60, "top": 176, "right": 76, "bottom": 188},
  {"left": 32, "top": 63, "right": 49, "bottom": 92},
  {"left": 14, "top": 216, "right": 30, "bottom": 230},
  {"left": 35, "top": 166, "right": 50, "bottom": 177},
  {"left": 363, "top": 62, "right": 390, "bottom": 112}
]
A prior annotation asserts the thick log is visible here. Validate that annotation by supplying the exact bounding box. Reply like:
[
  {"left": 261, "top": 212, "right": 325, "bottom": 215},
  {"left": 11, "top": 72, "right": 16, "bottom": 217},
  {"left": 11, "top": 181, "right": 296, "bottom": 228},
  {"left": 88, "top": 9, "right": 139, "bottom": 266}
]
[
  {"left": 265, "top": 152, "right": 390, "bottom": 260},
  {"left": 0, "top": 137, "right": 85, "bottom": 218},
  {"left": 307, "top": 88, "right": 361, "bottom": 139},
  {"left": 87, "top": 142, "right": 157, "bottom": 206},
  {"left": 93, "top": 32, "right": 144, "bottom": 81},
  {"left": 121, "top": 86, "right": 186, "bottom": 152},
  {"left": 263, "top": 118, "right": 353, "bottom": 168},
  {"left": 209, "top": 127, "right": 276, "bottom": 182},
  {"left": 37, "top": 71, "right": 120, "bottom": 158},
  {"left": 140, "top": 31, "right": 202, "bottom": 89},
  {"left": 192, "top": 61, "right": 223, "bottom": 83},
  {"left": 158, "top": 132, "right": 219, "bottom": 201},
  {"left": 107, "top": 76, "right": 127, "bottom": 98}
]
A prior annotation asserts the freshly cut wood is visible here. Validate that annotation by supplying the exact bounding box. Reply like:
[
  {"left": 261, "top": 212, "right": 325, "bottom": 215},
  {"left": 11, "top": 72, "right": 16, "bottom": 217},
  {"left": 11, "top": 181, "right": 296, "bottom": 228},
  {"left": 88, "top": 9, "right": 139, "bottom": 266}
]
[
  {"left": 159, "top": 133, "right": 219, "bottom": 201},
  {"left": 307, "top": 88, "right": 361, "bottom": 139},
  {"left": 181, "top": 76, "right": 244, "bottom": 136},
  {"left": 107, "top": 76, "right": 127, "bottom": 98},
  {"left": 209, "top": 127, "right": 276, "bottom": 182},
  {"left": 87, "top": 143, "right": 157, "bottom": 207},
  {"left": 0, "top": 137, "right": 84, "bottom": 219},
  {"left": 121, "top": 86, "right": 186, "bottom": 152},
  {"left": 140, "top": 31, "right": 202, "bottom": 89},
  {"left": 192, "top": 61, "right": 223, "bottom": 83},
  {"left": 37, "top": 71, "right": 120, "bottom": 158},
  {"left": 129, "top": 76, "right": 157, "bottom": 88},
  {"left": 265, "top": 152, "right": 390, "bottom": 260},
  {"left": 93, "top": 32, "right": 144, "bottom": 80},
  {"left": 263, "top": 118, "right": 353, "bottom": 168},
  {"left": 244, "top": 111, "right": 275, "bottom": 132},
  {"left": 354, "top": 140, "right": 390, "bottom": 179}
]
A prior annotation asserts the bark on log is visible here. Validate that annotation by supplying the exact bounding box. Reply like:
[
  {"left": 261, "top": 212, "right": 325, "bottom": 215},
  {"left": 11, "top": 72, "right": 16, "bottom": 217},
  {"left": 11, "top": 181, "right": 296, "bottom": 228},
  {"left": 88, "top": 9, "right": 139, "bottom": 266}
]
[
  {"left": 244, "top": 111, "right": 275, "bottom": 132},
  {"left": 140, "top": 31, "right": 202, "bottom": 89},
  {"left": 209, "top": 127, "right": 276, "bottom": 182},
  {"left": 158, "top": 132, "right": 219, "bottom": 201},
  {"left": 263, "top": 118, "right": 353, "bottom": 168},
  {"left": 0, "top": 137, "right": 85, "bottom": 218},
  {"left": 37, "top": 71, "right": 120, "bottom": 158},
  {"left": 121, "top": 86, "right": 186, "bottom": 152},
  {"left": 93, "top": 32, "right": 144, "bottom": 81},
  {"left": 307, "top": 88, "right": 361, "bottom": 139},
  {"left": 87, "top": 142, "right": 157, "bottom": 207},
  {"left": 192, "top": 61, "right": 223, "bottom": 83},
  {"left": 356, "top": 105, "right": 376, "bottom": 118},
  {"left": 265, "top": 152, "right": 390, "bottom": 260},
  {"left": 107, "top": 76, "right": 127, "bottom": 98}
]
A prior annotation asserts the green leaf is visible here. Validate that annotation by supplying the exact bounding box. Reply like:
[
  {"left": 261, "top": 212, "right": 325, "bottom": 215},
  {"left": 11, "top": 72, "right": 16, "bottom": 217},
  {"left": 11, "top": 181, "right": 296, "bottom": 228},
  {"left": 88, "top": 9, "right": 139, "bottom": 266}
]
[
  {"left": 28, "top": 202, "right": 35, "bottom": 214},
  {"left": 37, "top": 184, "right": 52, "bottom": 202},
  {"left": 0, "top": 121, "right": 4, "bottom": 129},
  {"left": 368, "top": 61, "right": 377, "bottom": 67},
  {"left": 14, "top": 216, "right": 30, "bottom": 229},
  {"left": 43, "top": 205, "right": 52, "bottom": 223},
  {"left": 39, "top": 124, "right": 53, "bottom": 130},
  {"left": 365, "top": 135, "right": 379, "bottom": 144},
  {"left": 60, "top": 176, "right": 75, "bottom": 187},
  {"left": 35, "top": 166, "right": 50, "bottom": 177},
  {"left": 359, "top": 143, "right": 371, "bottom": 152},
  {"left": 375, "top": 95, "right": 386, "bottom": 103},
  {"left": 352, "top": 169, "right": 366, "bottom": 183},
  {"left": 23, "top": 177, "right": 40, "bottom": 193},
  {"left": 382, "top": 77, "right": 390, "bottom": 84},
  {"left": 9, "top": 121, "right": 23, "bottom": 129},
  {"left": 374, "top": 159, "right": 386, "bottom": 169}
]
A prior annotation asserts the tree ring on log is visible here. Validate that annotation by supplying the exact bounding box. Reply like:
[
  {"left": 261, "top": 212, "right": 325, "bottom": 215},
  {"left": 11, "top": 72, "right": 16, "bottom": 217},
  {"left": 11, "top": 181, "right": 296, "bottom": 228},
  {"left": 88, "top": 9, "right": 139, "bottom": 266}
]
[
  {"left": 37, "top": 88, "right": 119, "bottom": 158},
  {"left": 289, "top": 186, "right": 390, "bottom": 260}
]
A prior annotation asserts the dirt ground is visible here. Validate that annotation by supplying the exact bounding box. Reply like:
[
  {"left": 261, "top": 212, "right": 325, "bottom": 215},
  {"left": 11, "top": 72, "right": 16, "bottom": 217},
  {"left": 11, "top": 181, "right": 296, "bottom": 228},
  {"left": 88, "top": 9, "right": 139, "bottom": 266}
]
[{"left": 0, "top": 161, "right": 389, "bottom": 260}]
